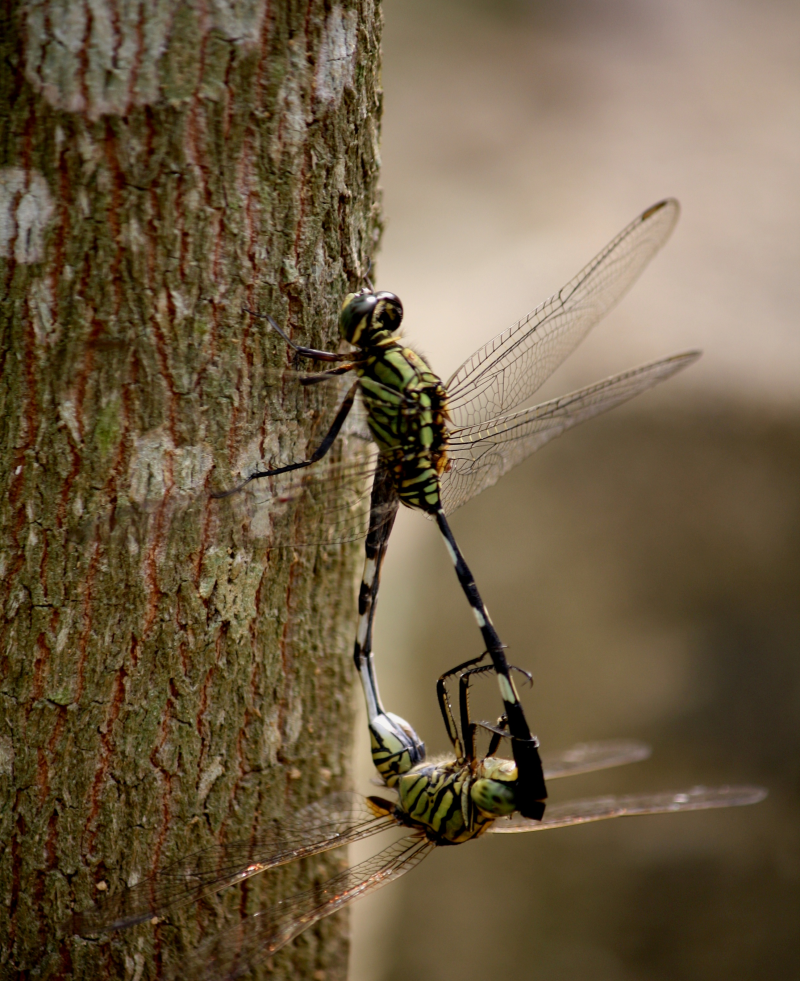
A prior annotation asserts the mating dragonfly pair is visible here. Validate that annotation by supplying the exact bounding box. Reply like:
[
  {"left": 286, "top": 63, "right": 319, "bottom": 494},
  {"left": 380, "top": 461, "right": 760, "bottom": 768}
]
[{"left": 67, "top": 201, "right": 765, "bottom": 978}]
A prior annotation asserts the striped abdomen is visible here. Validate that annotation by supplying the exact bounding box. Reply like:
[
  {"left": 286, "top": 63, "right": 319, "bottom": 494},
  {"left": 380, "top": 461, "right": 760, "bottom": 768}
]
[{"left": 369, "top": 714, "right": 423, "bottom": 787}]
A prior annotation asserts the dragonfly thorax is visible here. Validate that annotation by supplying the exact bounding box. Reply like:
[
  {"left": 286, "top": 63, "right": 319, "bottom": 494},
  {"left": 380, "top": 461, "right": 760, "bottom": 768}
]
[
  {"left": 351, "top": 330, "right": 450, "bottom": 512},
  {"left": 395, "top": 755, "right": 520, "bottom": 844},
  {"left": 339, "top": 289, "right": 404, "bottom": 345}
]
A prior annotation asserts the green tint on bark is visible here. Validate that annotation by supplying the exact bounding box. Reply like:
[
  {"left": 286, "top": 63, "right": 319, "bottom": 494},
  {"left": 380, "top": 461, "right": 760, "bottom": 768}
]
[{"left": 0, "top": 1, "right": 383, "bottom": 978}]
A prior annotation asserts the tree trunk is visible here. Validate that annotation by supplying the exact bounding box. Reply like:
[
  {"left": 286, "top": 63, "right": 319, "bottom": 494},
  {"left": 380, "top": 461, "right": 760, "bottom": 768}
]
[{"left": 0, "top": 2, "right": 383, "bottom": 978}]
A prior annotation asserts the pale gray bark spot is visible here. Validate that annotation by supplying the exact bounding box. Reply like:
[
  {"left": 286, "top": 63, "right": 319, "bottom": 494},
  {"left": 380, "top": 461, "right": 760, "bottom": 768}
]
[
  {"left": 283, "top": 697, "right": 304, "bottom": 749},
  {"left": 197, "top": 756, "right": 226, "bottom": 803},
  {"left": 28, "top": 277, "right": 57, "bottom": 345},
  {"left": 315, "top": 6, "right": 357, "bottom": 106},
  {"left": 128, "top": 428, "right": 176, "bottom": 504},
  {"left": 22, "top": 0, "right": 267, "bottom": 119},
  {"left": 172, "top": 444, "right": 214, "bottom": 495},
  {"left": 55, "top": 610, "right": 75, "bottom": 653},
  {"left": 273, "top": 64, "right": 308, "bottom": 158},
  {"left": 0, "top": 168, "right": 55, "bottom": 264},
  {"left": 261, "top": 706, "right": 282, "bottom": 767},
  {"left": 0, "top": 735, "right": 14, "bottom": 777},
  {"left": 123, "top": 952, "right": 146, "bottom": 981},
  {"left": 57, "top": 398, "right": 82, "bottom": 447},
  {"left": 209, "top": 0, "right": 268, "bottom": 44}
]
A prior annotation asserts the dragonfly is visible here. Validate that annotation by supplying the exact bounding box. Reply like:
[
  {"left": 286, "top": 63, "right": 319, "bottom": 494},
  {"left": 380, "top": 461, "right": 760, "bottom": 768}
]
[
  {"left": 66, "top": 642, "right": 766, "bottom": 981},
  {"left": 213, "top": 198, "right": 698, "bottom": 817}
]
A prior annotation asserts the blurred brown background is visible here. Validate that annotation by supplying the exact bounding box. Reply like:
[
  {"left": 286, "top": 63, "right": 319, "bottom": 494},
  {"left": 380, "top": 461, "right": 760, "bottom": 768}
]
[{"left": 349, "top": 2, "right": 799, "bottom": 979}]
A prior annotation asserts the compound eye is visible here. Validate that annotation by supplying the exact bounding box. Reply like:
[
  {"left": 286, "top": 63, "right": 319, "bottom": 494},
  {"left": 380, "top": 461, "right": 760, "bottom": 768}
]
[
  {"left": 471, "top": 777, "right": 516, "bottom": 817},
  {"left": 339, "top": 292, "right": 377, "bottom": 343},
  {"left": 373, "top": 291, "right": 403, "bottom": 332}
]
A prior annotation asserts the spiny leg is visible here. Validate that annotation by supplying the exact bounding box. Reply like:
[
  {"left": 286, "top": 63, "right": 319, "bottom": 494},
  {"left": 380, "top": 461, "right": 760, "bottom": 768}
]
[
  {"left": 212, "top": 380, "right": 359, "bottom": 498},
  {"left": 436, "top": 653, "right": 490, "bottom": 762},
  {"left": 458, "top": 663, "right": 504, "bottom": 763},
  {"left": 437, "top": 658, "right": 530, "bottom": 764},
  {"left": 435, "top": 509, "right": 547, "bottom": 818}
]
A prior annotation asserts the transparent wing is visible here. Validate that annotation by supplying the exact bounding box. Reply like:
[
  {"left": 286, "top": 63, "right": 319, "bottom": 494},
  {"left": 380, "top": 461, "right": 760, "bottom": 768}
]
[
  {"left": 178, "top": 835, "right": 433, "bottom": 981},
  {"left": 219, "top": 451, "right": 383, "bottom": 547},
  {"left": 70, "top": 368, "right": 396, "bottom": 550},
  {"left": 542, "top": 740, "right": 651, "bottom": 780},
  {"left": 488, "top": 786, "right": 768, "bottom": 834},
  {"left": 446, "top": 199, "right": 681, "bottom": 427},
  {"left": 73, "top": 199, "right": 684, "bottom": 552},
  {"left": 440, "top": 352, "right": 699, "bottom": 515},
  {"left": 73, "top": 449, "right": 385, "bottom": 551},
  {"left": 67, "top": 793, "right": 397, "bottom": 935}
]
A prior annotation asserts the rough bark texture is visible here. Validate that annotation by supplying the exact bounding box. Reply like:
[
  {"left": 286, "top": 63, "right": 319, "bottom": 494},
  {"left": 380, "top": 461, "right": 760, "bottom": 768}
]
[{"left": 0, "top": 2, "right": 382, "bottom": 978}]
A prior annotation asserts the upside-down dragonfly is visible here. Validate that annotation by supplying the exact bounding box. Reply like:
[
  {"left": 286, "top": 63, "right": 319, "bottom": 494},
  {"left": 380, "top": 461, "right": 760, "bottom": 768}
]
[{"left": 67, "top": 646, "right": 765, "bottom": 981}]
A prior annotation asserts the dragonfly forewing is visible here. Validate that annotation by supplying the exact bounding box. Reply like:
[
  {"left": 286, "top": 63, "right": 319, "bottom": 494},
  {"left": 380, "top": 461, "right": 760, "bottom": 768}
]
[
  {"left": 71, "top": 202, "right": 692, "bottom": 553},
  {"left": 445, "top": 199, "right": 681, "bottom": 428}
]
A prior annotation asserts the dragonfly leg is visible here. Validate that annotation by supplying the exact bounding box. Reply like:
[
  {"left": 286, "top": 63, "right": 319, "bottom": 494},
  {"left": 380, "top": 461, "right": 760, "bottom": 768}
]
[
  {"left": 438, "top": 652, "right": 491, "bottom": 680},
  {"left": 437, "top": 653, "right": 502, "bottom": 761},
  {"left": 435, "top": 509, "right": 547, "bottom": 819},
  {"left": 437, "top": 658, "right": 529, "bottom": 764},
  {"left": 484, "top": 716, "right": 510, "bottom": 758},
  {"left": 300, "top": 362, "right": 361, "bottom": 382},
  {"left": 457, "top": 664, "right": 513, "bottom": 763},
  {"left": 445, "top": 659, "right": 494, "bottom": 762},
  {"left": 436, "top": 675, "right": 463, "bottom": 761},
  {"left": 212, "top": 381, "right": 359, "bottom": 498},
  {"left": 458, "top": 667, "right": 482, "bottom": 763},
  {"left": 437, "top": 654, "right": 490, "bottom": 761},
  {"left": 362, "top": 264, "right": 375, "bottom": 293},
  {"left": 245, "top": 309, "right": 353, "bottom": 362}
]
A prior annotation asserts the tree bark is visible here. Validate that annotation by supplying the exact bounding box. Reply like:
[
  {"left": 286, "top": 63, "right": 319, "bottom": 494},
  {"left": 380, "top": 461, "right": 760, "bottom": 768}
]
[{"left": 0, "top": 2, "right": 382, "bottom": 978}]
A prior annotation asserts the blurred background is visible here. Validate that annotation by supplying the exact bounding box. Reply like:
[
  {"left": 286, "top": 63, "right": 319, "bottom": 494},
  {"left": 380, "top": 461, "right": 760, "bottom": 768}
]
[{"left": 348, "top": 1, "right": 799, "bottom": 980}]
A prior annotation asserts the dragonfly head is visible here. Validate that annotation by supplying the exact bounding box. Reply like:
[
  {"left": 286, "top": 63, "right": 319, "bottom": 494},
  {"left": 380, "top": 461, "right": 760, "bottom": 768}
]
[
  {"left": 471, "top": 757, "right": 518, "bottom": 817},
  {"left": 340, "top": 290, "right": 404, "bottom": 345}
]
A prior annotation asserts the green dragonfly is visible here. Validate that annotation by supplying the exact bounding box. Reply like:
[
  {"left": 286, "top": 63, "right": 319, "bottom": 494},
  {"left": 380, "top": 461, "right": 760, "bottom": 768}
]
[
  {"left": 218, "top": 198, "right": 697, "bottom": 816},
  {"left": 67, "top": 647, "right": 765, "bottom": 981}
]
